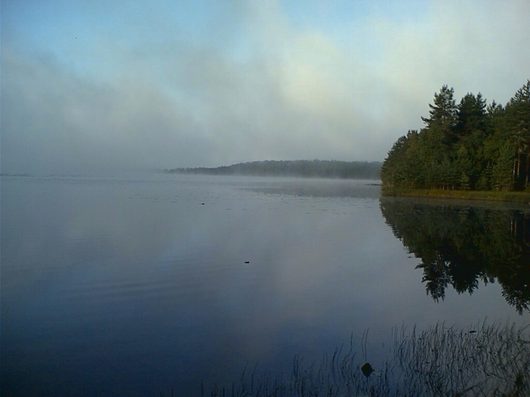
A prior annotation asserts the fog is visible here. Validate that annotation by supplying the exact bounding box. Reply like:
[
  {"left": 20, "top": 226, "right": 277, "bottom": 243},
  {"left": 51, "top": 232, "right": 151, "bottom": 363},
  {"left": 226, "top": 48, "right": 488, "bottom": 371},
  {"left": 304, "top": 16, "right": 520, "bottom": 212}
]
[{"left": 1, "top": 0, "right": 529, "bottom": 174}]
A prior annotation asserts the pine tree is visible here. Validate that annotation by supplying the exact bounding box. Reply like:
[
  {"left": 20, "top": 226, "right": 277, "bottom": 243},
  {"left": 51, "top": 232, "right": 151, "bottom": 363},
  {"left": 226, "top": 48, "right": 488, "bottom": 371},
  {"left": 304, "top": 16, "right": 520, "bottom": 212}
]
[
  {"left": 505, "top": 81, "right": 530, "bottom": 189},
  {"left": 421, "top": 85, "right": 458, "bottom": 145},
  {"left": 381, "top": 81, "right": 530, "bottom": 192}
]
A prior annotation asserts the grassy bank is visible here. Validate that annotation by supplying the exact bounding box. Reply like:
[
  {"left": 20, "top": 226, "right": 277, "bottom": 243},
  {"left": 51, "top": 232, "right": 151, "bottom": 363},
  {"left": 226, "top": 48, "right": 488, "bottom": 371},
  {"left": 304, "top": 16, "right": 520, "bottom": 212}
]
[{"left": 383, "top": 188, "right": 530, "bottom": 204}]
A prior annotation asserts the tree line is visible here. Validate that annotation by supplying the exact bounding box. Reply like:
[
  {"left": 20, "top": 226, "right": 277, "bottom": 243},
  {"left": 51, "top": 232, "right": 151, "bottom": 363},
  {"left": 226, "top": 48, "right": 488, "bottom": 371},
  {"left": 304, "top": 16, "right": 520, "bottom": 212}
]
[
  {"left": 167, "top": 160, "right": 381, "bottom": 179},
  {"left": 381, "top": 81, "right": 530, "bottom": 191}
]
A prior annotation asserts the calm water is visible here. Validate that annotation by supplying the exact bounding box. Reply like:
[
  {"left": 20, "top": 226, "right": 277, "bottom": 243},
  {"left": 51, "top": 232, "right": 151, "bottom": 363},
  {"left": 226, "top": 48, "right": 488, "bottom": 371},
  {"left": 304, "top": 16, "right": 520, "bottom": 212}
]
[{"left": 1, "top": 175, "right": 529, "bottom": 396}]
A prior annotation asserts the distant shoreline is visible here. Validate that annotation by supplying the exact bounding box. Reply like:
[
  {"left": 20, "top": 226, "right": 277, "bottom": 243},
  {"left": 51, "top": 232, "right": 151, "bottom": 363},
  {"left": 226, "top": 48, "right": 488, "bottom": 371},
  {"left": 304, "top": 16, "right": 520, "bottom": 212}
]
[{"left": 166, "top": 160, "right": 382, "bottom": 180}]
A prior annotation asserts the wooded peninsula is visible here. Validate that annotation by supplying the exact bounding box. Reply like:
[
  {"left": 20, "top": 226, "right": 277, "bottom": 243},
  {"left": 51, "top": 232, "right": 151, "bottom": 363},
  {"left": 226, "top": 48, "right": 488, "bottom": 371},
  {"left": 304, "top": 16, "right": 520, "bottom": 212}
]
[
  {"left": 166, "top": 160, "right": 381, "bottom": 179},
  {"left": 381, "top": 81, "right": 530, "bottom": 199}
]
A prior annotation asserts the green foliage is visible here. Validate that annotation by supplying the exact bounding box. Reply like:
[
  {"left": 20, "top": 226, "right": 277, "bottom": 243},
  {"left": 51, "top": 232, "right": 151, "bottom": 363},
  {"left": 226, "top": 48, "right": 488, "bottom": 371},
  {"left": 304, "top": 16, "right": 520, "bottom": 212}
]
[
  {"left": 492, "top": 142, "right": 517, "bottom": 190},
  {"left": 382, "top": 81, "right": 530, "bottom": 192},
  {"left": 421, "top": 85, "right": 458, "bottom": 133}
]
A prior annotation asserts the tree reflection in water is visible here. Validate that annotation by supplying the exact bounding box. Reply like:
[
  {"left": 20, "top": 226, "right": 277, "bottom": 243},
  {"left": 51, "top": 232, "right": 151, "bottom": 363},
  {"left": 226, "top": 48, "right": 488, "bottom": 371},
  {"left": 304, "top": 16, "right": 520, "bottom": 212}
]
[{"left": 380, "top": 198, "right": 530, "bottom": 313}]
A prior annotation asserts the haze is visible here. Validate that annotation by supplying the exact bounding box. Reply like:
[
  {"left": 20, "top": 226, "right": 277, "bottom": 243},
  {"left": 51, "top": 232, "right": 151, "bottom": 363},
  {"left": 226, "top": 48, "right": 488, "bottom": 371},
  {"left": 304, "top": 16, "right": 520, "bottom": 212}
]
[{"left": 1, "top": 0, "right": 529, "bottom": 174}]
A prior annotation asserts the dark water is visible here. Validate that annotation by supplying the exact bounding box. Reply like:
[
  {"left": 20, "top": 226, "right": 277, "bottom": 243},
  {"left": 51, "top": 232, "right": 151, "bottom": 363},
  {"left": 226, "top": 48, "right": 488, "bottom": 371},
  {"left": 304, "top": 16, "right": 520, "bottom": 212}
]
[{"left": 1, "top": 175, "right": 529, "bottom": 396}]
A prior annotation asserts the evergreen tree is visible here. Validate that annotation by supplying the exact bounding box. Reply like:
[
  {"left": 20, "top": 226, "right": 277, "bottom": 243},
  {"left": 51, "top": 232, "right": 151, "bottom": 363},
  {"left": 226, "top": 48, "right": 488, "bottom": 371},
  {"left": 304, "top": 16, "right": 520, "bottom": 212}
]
[
  {"left": 421, "top": 85, "right": 458, "bottom": 145},
  {"left": 505, "top": 81, "right": 530, "bottom": 189},
  {"left": 455, "top": 93, "right": 487, "bottom": 137},
  {"left": 381, "top": 81, "right": 530, "bottom": 192}
]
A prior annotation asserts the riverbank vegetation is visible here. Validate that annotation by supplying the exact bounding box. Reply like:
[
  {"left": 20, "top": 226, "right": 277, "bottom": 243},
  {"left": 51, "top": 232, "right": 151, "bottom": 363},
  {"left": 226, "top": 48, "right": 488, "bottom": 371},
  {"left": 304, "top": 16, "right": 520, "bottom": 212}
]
[
  {"left": 193, "top": 322, "right": 530, "bottom": 397},
  {"left": 166, "top": 160, "right": 381, "bottom": 180},
  {"left": 381, "top": 81, "right": 530, "bottom": 195},
  {"left": 386, "top": 188, "right": 530, "bottom": 203}
]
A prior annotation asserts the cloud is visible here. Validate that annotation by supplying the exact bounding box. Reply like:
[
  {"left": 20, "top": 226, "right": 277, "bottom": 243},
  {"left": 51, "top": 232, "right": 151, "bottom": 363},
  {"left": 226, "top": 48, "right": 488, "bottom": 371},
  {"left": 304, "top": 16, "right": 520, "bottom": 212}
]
[
  {"left": 1, "top": 48, "right": 215, "bottom": 173},
  {"left": 1, "top": 0, "right": 529, "bottom": 174},
  {"left": 374, "top": 0, "right": 530, "bottom": 107}
]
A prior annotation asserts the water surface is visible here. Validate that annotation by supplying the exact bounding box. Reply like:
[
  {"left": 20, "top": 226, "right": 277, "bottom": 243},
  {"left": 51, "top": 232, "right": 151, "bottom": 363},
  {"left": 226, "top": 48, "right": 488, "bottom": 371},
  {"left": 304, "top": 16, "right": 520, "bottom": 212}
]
[{"left": 1, "top": 175, "right": 528, "bottom": 396}]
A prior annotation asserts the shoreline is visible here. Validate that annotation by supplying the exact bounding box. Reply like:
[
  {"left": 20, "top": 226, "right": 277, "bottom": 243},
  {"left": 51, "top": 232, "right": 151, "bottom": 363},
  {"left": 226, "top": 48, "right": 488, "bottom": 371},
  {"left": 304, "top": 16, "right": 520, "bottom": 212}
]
[{"left": 382, "top": 188, "right": 530, "bottom": 205}]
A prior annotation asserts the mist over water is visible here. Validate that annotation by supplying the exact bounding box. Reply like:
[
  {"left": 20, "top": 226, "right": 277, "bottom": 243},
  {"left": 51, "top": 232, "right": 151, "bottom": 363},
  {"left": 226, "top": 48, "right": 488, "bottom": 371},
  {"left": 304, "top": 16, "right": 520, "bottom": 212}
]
[
  {"left": 3, "top": 1, "right": 530, "bottom": 394},
  {"left": 1, "top": 174, "right": 528, "bottom": 396},
  {"left": 3, "top": 1, "right": 530, "bottom": 175}
]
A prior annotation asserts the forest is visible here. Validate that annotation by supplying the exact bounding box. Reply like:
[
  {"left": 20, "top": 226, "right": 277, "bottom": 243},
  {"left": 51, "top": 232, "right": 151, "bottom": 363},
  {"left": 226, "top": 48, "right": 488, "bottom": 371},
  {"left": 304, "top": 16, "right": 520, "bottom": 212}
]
[
  {"left": 381, "top": 81, "right": 530, "bottom": 192},
  {"left": 167, "top": 160, "right": 381, "bottom": 179}
]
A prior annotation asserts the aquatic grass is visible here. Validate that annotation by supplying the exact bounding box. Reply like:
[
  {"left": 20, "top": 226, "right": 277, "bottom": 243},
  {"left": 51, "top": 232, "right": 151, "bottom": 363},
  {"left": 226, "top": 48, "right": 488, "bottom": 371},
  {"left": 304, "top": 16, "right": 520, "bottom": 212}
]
[{"left": 194, "top": 322, "right": 530, "bottom": 397}]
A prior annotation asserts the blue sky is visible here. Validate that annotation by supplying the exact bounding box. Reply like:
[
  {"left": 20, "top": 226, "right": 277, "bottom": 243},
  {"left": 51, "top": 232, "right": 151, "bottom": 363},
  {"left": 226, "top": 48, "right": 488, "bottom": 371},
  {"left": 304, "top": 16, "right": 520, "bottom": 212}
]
[{"left": 2, "top": 0, "right": 529, "bottom": 173}]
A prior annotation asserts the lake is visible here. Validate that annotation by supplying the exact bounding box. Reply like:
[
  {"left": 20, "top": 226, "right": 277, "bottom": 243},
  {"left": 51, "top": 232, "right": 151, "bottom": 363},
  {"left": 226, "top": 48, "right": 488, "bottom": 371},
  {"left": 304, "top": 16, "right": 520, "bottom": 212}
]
[{"left": 1, "top": 174, "right": 529, "bottom": 396}]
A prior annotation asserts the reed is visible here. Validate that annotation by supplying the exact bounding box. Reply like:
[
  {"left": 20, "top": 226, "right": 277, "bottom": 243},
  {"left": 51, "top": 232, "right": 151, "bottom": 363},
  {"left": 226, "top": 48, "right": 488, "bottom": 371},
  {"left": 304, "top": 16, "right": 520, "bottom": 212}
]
[{"left": 197, "top": 322, "right": 530, "bottom": 397}]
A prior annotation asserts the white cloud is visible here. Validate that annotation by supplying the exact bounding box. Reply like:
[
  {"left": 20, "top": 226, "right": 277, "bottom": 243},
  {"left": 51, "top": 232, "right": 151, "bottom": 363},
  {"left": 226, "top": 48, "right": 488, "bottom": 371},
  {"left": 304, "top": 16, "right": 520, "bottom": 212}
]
[{"left": 1, "top": 0, "right": 529, "bottom": 173}]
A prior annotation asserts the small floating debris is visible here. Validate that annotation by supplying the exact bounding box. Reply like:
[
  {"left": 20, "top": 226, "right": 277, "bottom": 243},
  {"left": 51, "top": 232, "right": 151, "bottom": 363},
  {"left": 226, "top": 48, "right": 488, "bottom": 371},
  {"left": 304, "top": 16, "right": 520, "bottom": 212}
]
[
  {"left": 244, "top": 261, "right": 250, "bottom": 264},
  {"left": 201, "top": 202, "right": 205, "bottom": 205},
  {"left": 361, "top": 362, "right": 374, "bottom": 377},
  {"left": 469, "top": 330, "right": 477, "bottom": 334}
]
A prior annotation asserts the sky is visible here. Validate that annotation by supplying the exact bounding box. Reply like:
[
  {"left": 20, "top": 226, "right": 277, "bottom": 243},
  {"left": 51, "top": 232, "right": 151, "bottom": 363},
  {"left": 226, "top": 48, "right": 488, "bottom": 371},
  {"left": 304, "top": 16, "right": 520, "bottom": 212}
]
[{"left": 1, "top": 0, "right": 530, "bottom": 174}]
